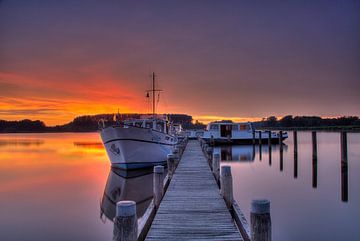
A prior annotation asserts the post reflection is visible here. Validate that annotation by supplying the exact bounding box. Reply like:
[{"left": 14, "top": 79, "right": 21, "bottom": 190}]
[
  {"left": 100, "top": 168, "right": 154, "bottom": 222},
  {"left": 279, "top": 142, "right": 283, "bottom": 172},
  {"left": 293, "top": 131, "right": 298, "bottom": 178},
  {"left": 214, "top": 145, "right": 255, "bottom": 162},
  {"left": 341, "top": 132, "right": 348, "bottom": 202},
  {"left": 268, "top": 131, "right": 272, "bottom": 166},
  {"left": 312, "top": 132, "right": 318, "bottom": 188}
]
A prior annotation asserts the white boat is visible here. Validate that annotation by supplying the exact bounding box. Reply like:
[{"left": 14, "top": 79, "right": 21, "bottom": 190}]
[
  {"left": 202, "top": 121, "right": 287, "bottom": 145},
  {"left": 99, "top": 73, "right": 178, "bottom": 169}
]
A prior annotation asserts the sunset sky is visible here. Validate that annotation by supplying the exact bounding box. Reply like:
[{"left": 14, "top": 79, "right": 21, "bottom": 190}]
[{"left": 0, "top": 1, "right": 359, "bottom": 125}]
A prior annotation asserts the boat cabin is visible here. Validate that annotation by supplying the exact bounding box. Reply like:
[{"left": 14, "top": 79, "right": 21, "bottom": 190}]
[
  {"left": 204, "top": 121, "right": 253, "bottom": 139},
  {"left": 124, "top": 118, "right": 168, "bottom": 133}
]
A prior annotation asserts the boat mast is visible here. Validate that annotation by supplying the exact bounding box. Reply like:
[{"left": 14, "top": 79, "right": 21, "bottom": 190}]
[
  {"left": 152, "top": 72, "right": 155, "bottom": 117},
  {"left": 147, "top": 72, "right": 162, "bottom": 118}
]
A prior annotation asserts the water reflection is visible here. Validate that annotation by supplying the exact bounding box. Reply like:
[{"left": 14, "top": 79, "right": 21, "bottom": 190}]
[
  {"left": 312, "top": 132, "right": 318, "bottom": 188},
  {"left": 100, "top": 168, "right": 154, "bottom": 222},
  {"left": 340, "top": 132, "right": 348, "bottom": 202},
  {"left": 73, "top": 141, "right": 104, "bottom": 149},
  {"left": 0, "top": 139, "right": 44, "bottom": 146},
  {"left": 214, "top": 145, "right": 255, "bottom": 162},
  {"left": 294, "top": 131, "right": 298, "bottom": 178},
  {"left": 280, "top": 142, "right": 283, "bottom": 171}
]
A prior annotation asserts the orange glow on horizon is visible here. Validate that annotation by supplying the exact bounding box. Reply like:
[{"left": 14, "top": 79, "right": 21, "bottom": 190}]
[{"left": 193, "top": 115, "right": 263, "bottom": 124}]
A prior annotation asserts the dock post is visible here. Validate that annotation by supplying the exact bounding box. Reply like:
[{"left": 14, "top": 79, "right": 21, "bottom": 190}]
[
  {"left": 251, "top": 199, "right": 271, "bottom": 241},
  {"left": 258, "top": 131, "right": 262, "bottom": 145},
  {"left": 252, "top": 129, "right": 256, "bottom": 145},
  {"left": 212, "top": 153, "right": 220, "bottom": 184},
  {"left": 268, "top": 131, "right": 272, "bottom": 166},
  {"left": 113, "top": 201, "right": 138, "bottom": 241},
  {"left": 167, "top": 154, "right": 176, "bottom": 179},
  {"left": 293, "top": 131, "right": 298, "bottom": 178},
  {"left": 341, "top": 131, "right": 348, "bottom": 202},
  {"left": 312, "top": 131, "right": 318, "bottom": 188},
  {"left": 312, "top": 131, "right": 317, "bottom": 160},
  {"left": 279, "top": 131, "right": 283, "bottom": 171},
  {"left": 259, "top": 131, "right": 262, "bottom": 160},
  {"left": 206, "top": 146, "right": 213, "bottom": 164},
  {"left": 220, "top": 166, "right": 233, "bottom": 208},
  {"left": 153, "top": 165, "right": 164, "bottom": 208}
]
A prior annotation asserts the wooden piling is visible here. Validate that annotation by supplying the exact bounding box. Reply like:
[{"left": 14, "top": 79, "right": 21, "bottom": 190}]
[
  {"left": 312, "top": 131, "right": 317, "bottom": 161},
  {"left": 312, "top": 131, "right": 317, "bottom": 188},
  {"left": 293, "top": 131, "right": 298, "bottom": 178},
  {"left": 279, "top": 131, "right": 283, "bottom": 172},
  {"left": 221, "top": 165, "right": 233, "bottom": 208},
  {"left": 252, "top": 129, "right": 256, "bottom": 145},
  {"left": 259, "top": 131, "right": 262, "bottom": 146},
  {"left": 167, "top": 154, "right": 176, "bottom": 179},
  {"left": 268, "top": 131, "right": 272, "bottom": 166},
  {"left": 251, "top": 199, "right": 271, "bottom": 241},
  {"left": 341, "top": 132, "right": 348, "bottom": 202},
  {"left": 113, "top": 200, "right": 138, "bottom": 241},
  {"left": 153, "top": 165, "right": 164, "bottom": 208},
  {"left": 212, "top": 153, "right": 220, "bottom": 184},
  {"left": 293, "top": 131, "right": 298, "bottom": 154}
]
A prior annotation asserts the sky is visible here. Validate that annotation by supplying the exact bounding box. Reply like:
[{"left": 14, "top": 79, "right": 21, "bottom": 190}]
[{"left": 0, "top": 0, "right": 359, "bottom": 125}]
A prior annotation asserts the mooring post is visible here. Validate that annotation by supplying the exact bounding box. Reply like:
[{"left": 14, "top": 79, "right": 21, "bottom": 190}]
[
  {"left": 251, "top": 199, "right": 271, "bottom": 241},
  {"left": 252, "top": 129, "right": 256, "bottom": 145},
  {"left": 212, "top": 153, "right": 220, "bottom": 183},
  {"left": 312, "top": 131, "right": 317, "bottom": 161},
  {"left": 258, "top": 131, "right": 262, "bottom": 146},
  {"left": 113, "top": 201, "right": 138, "bottom": 241},
  {"left": 341, "top": 131, "right": 348, "bottom": 202},
  {"left": 279, "top": 131, "right": 283, "bottom": 171},
  {"left": 293, "top": 131, "right": 298, "bottom": 155},
  {"left": 279, "top": 130, "right": 283, "bottom": 144},
  {"left": 268, "top": 131, "right": 272, "bottom": 166},
  {"left": 173, "top": 147, "right": 180, "bottom": 160},
  {"left": 206, "top": 146, "right": 213, "bottom": 164},
  {"left": 220, "top": 166, "right": 233, "bottom": 208},
  {"left": 167, "top": 154, "right": 176, "bottom": 179},
  {"left": 293, "top": 131, "right": 298, "bottom": 178},
  {"left": 153, "top": 165, "right": 164, "bottom": 208},
  {"left": 312, "top": 131, "right": 318, "bottom": 188}
]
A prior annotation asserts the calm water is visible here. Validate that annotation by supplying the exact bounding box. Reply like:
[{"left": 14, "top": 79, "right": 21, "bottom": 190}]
[{"left": 0, "top": 132, "right": 359, "bottom": 241}]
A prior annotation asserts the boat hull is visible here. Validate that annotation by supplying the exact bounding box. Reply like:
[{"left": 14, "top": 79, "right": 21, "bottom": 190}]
[{"left": 100, "top": 125, "right": 177, "bottom": 169}]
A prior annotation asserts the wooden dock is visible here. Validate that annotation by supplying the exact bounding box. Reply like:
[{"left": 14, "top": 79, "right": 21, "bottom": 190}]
[{"left": 145, "top": 140, "right": 243, "bottom": 241}]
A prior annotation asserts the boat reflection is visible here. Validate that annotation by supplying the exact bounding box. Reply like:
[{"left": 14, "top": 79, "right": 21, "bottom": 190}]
[
  {"left": 213, "top": 145, "right": 255, "bottom": 162},
  {"left": 100, "top": 168, "right": 154, "bottom": 222}
]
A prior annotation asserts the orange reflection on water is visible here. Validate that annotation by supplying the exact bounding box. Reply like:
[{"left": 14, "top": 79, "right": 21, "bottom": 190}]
[{"left": 0, "top": 133, "right": 109, "bottom": 193}]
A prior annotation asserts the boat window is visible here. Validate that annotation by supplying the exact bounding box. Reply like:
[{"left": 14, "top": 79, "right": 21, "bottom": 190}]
[
  {"left": 156, "top": 121, "right": 165, "bottom": 132},
  {"left": 232, "top": 125, "right": 239, "bottom": 131},
  {"left": 239, "top": 124, "right": 249, "bottom": 130},
  {"left": 210, "top": 124, "right": 219, "bottom": 130},
  {"left": 145, "top": 121, "right": 153, "bottom": 128}
]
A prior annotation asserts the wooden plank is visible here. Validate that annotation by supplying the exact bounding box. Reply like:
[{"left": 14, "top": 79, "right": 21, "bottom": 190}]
[{"left": 145, "top": 140, "right": 243, "bottom": 241}]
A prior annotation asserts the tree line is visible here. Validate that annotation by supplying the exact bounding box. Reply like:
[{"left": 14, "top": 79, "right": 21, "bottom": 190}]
[
  {"left": 1, "top": 114, "right": 359, "bottom": 133},
  {"left": 0, "top": 113, "right": 206, "bottom": 133},
  {"left": 255, "top": 115, "right": 360, "bottom": 130}
]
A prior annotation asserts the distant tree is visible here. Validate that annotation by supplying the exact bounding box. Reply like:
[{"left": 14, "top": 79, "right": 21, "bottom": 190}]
[{"left": 279, "top": 115, "right": 293, "bottom": 127}]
